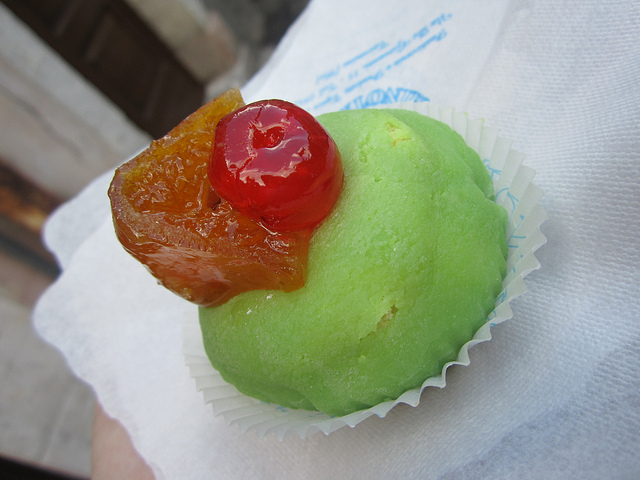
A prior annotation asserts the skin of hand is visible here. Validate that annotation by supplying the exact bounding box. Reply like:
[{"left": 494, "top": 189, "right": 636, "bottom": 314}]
[{"left": 91, "top": 402, "right": 155, "bottom": 479}]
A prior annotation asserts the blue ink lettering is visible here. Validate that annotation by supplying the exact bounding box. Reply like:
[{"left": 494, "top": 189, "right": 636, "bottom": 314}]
[
  {"left": 314, "top": 94, "right": 341, "bottom": 110},
  {"left": 342, "top": 41, "right": 389, "bottom": 67},
  {"left": 393, "top": 29, "right": 447, "bottom": 67},
  {"left": 295, "top": 93, "right": 315, "bottom": 105},
  {"left": 507, "top": 232, "right": 526, "bottom": 249},
  {"left": 507, "top": 215, "right": 526, "bottom": 249},
  {"left": 319, "top": 83, "right": 337, "bottom": 96},
  {"left": 483, "top": 159, "right": 502, "bottom": 180},
  {"left": 413, "top": 26, "right": 430, "bottom": 39},
  {"left": 341, "top": 87, "right": 428, "bottom": 110},
  {"left": 495, "top": 288, "right": 507, "bottom": 306},
  {"left": 364, "top": 39, "right": 410, "bottom": 68},
  {"left": 344, "top": 70, "right": 384, "bottom": 93},
  {"left": 316, "top": 67, "right": 340, "bottom": 84},
  {"left": 304, "top": 13, "right": 452, "bottom": 113},
  {"left": 496, "top": 188, "right": 519, "bottom": 213},
  {"left": 430, "top": 13, "right": 452, "bottom": 26}
]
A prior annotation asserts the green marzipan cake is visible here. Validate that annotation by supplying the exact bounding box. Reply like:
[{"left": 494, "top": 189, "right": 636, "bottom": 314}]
[{"left": 199, "top": 108, "right": 508, "bottom": 417}]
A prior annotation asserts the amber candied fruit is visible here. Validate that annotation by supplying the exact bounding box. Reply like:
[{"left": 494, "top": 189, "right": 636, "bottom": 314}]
[{"left": 108, "top": 88, "right": 310, "bottom": 307}]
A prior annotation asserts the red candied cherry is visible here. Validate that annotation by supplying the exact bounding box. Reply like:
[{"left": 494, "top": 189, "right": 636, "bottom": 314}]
[{"left": 208, "top": 99, "right": 343, "bottom": 232}]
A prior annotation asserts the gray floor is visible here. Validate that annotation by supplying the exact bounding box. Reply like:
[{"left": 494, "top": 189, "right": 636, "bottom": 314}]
[{"left": 0, "top": 250, "right": 94, "bottom": 477}]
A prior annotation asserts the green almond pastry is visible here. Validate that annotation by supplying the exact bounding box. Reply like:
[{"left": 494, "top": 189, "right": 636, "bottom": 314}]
[{"left": 199, "top": 108, "right": 508, "bottom": 417}]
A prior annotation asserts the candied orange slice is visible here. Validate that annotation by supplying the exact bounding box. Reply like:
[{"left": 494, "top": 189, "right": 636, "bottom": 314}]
[{"left": 108, "top": 88, "right": 309, "bottom": 306}]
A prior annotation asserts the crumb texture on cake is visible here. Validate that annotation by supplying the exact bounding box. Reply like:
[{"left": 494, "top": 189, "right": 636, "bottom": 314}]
[{"left": 199, "top": 108, "right": 508, "bottom": 417}]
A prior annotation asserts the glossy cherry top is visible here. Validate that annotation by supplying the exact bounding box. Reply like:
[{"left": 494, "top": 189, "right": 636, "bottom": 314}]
[{"left": 208, "top": 100, "right": 343, "bottom": 232}]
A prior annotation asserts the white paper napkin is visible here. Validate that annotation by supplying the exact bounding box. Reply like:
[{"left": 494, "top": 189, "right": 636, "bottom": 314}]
[{"left": 34, "top": 0, "right": 640, "bottom": 478}]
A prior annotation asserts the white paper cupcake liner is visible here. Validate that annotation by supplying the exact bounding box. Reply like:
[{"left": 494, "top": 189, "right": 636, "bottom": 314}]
[{"left": 183, "top": 102, "right": 548, "bottom": 440}]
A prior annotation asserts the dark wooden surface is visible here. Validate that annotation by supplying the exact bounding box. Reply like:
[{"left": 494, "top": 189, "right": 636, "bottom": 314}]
[
  {"left": 0, "top": 455, "right": 86, "bottom": 480},
  {"left": 0, "top": 160, "right": 61, "bottom": 276},
  {"left": 1, "top": 0, "right": 205, "bottom": 139}
]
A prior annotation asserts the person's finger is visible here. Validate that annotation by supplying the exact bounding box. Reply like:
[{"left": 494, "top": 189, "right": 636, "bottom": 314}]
[{"left": 91, "top": 402, "right": 155, "bottom": 479}]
